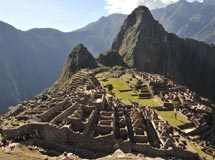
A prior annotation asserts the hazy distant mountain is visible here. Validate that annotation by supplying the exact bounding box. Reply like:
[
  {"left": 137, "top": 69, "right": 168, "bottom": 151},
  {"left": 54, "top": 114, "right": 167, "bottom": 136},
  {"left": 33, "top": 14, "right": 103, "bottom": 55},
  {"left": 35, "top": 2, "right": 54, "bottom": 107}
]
[
  {"left": 0, "top": 14, "right": 126, "bottom": 113},
  {"left": 65, "top": 14, "right": 127, "bottom": 55},
  {"left": 28, "top": 14, "right": 126, "bottom": 57},
  {"left": 0, "top": 22, "right": 70, "bottom": 114},
  {"left": 152, "top": 0, "right": 215, "bottom": 44}
]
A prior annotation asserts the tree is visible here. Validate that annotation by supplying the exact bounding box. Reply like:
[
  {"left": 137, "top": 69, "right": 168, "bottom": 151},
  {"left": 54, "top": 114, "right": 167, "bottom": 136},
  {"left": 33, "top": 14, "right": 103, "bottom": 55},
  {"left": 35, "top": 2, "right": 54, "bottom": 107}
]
[
  {"left": 106, "top": 84, "right": 113, "bottom": 92},
  {"left": 135, "top": 80, "right": 143, "bottom": 91}
]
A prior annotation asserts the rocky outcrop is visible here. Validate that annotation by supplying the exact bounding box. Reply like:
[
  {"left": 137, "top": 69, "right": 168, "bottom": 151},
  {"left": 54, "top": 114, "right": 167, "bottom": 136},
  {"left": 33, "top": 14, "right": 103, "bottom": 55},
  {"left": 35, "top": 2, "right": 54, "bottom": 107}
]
[
  {"left": 97, "top": 50, "right": 127, "bottom": 67},
  {"left": 58, "top": 44, "right": 97, "bottom": 84},
  {"left": 112, "top": 6, "right": 215, "bottom": 100}
]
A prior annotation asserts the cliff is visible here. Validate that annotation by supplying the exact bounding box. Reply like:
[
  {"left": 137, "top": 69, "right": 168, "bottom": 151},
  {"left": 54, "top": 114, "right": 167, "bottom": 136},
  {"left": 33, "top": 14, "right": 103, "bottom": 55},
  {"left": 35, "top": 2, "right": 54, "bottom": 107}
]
[
  {"left": 112, "top": 6, "right": 215, "bottom": 100},
  {"left": 97, "top": 50, "right": 127, "bottom": 67}
]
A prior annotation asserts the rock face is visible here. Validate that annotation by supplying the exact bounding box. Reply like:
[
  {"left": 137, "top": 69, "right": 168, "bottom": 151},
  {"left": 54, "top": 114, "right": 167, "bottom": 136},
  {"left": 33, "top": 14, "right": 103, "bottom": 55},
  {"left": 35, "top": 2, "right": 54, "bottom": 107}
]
[
  {"left": 112, "top": 6, "right": 215, "bottom": 100},
  {"left": 58, "top": 44, "right": 97, "bottom": 84},
  {"left": 97, "top": 50, "right": 127, "bottom": 67}
]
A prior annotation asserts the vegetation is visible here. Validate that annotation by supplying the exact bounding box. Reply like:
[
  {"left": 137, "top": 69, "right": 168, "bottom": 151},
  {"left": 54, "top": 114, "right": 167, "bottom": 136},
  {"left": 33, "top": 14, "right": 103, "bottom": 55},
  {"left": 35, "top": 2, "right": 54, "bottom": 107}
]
[
  {"left": 1, "top": 116, "right": 26, "bottom": 129},
  {"left": 172, "top": 100, "right": 180, "bottom": 107},
  {"left": 186, "top": 139, "right": 214, "bottom": 160},
  {"left": 105, "top": 84, "right": 114, "bottom": 92},
  {"left": 97, "top": 72, "right": 190, "bottom": 128},
  {"left": 0, "top": 145, "right": 44, "bottom": 160},
  {"left": 157, "top": 110, "right": 189, "bottom": 128},
  {"left": 97, "top": 74, "right": 159, "bottom": 107},
  {"left": 58, "top": 44, "right": 97, "bottom": 87},
  {"left": 97, "top": 71, "right": 212, "bottom": 158}
]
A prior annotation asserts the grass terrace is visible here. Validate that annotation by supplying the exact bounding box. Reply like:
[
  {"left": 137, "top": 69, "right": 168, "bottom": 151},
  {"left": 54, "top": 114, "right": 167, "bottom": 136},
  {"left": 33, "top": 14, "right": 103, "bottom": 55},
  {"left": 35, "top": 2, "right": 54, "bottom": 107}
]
[
  {"left": 186, "top": 139, "right": 214, "bottom": 160},
  {"left": 96, "top": 72, "right": 190, "bottom": 128},
  {"left": 97, "top": 76, "right": 159, "bottom": 107},
  {"left": 96, "top": 71, "right": 211, "bottom": 158},
  {"left": 157, "top": 110, "right": 189, "bottom": 128}
]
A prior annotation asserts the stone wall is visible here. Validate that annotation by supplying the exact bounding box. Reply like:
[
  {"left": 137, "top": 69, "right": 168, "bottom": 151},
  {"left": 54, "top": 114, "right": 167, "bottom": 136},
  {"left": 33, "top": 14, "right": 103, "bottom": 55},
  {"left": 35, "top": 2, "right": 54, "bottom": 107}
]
[
  {"left": 2, "top": 123, "right": 114, "bottom": 153},
  {"left": 39, "top": 98, "right": 70, "bottom": 122},
  {"left": 51, "top": 102, "right": 79, "bottom": 124},
  {"left": 5, "top": 104, "right": 24, "bottom": 118},
  {"left": 2, "top": 123, "right": 48, "bottom": 139},
  {"left": 131, "top": 143, "right": 199, "bottom": 160},
  {"left": 187, "top": 123, "right": 209, "bottom": 136},
  {"left": 178, "top": 123, "right": 194, "bottom": 130},
  {"left": 2, "top": 123, "right": 199, "bottom": 159},
  {"left": 83, "top": 109, "right": 98, "bottom": 135}
]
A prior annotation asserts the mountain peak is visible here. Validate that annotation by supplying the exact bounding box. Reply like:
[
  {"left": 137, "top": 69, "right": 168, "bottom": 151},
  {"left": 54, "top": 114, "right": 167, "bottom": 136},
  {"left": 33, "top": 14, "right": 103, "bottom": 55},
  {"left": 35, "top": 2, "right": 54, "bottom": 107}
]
[
  {"left": 178, "top": 0, "right": 188, "bottom": 3},
  {"left": 69, "top": 43, "right": 88, "bottom": 58},
  {"left": 112, "top": 5, "right": 165, "bottom": 67},
  {"left": 122, "top": 5, "right": 157, "bottom": 30},
  {"left": 58, "top": 44, "right": 97, "bottom": 85},
  {"left": 131, "top": 6, "right": 154, "bottom": 19},
  {"left": 133, "top": 6, "right": 150, "bottom": 14},
  {"left": 112, "top": 5, "right": 215, "bottom": 101}
]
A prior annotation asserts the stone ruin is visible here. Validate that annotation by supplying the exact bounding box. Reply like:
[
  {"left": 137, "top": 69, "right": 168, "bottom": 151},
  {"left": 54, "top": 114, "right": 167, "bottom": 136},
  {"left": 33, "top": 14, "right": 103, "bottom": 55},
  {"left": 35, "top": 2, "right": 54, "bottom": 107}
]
[
  {"left": 0, "top": 70, "right": 201, "bottom": 159},
  {"left": 132, "top": 71, "right": 215, "bottom": 157}
]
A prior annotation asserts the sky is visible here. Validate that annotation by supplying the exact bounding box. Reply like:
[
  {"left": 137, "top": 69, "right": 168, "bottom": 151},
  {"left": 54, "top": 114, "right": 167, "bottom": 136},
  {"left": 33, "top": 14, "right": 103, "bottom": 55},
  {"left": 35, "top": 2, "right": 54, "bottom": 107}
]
[{"left": 0, "top": 0, "right": 202, "bottom": 32}]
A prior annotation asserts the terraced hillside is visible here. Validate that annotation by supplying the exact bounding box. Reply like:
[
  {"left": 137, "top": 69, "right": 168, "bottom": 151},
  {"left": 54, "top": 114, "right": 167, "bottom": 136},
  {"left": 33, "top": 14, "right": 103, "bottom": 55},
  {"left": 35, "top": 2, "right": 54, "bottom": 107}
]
[{"left": 1, "top": 68, "right": 214, "bottom": 159}]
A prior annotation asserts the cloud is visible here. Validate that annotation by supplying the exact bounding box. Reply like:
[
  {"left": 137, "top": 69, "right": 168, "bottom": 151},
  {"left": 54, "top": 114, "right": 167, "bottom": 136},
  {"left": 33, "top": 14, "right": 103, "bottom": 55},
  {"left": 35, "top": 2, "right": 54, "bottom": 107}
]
[
  {"left": 104, "top": 0, "right": 201, "bottom": 14},
  {"left": 104, "top": 0, "right": 139, "bottom": 14}
]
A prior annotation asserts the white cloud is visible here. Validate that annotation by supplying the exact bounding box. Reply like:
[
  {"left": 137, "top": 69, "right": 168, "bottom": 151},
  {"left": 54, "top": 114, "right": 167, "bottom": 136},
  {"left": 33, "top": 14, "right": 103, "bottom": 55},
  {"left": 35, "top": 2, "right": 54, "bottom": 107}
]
[
  {"left": 104, "top": 0, "right": 201, "bottom": 14},
  {"left": 104, "top": 0, "right": 139, "bottom": 14}
]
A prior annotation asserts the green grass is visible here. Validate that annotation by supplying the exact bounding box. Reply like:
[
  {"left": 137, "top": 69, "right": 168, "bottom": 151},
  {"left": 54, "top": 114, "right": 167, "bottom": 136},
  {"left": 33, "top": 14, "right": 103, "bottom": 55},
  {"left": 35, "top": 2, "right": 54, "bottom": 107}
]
[
  {"left": 0, "top": 148, "right": 44, "bottom": 160},
  {"left": 120, "top": 74, "right": 138, "bottom": 86},
  {"left": 98, "top": 77, "right": 159, "bottom": 107},
  {"left": 97, "top": 72, "right": 213, "bottom": 158},
  {"left": 172, "top": 101, "right": 180, "bottom": 107},
  {"left": 1, "top": 117, "right": 26, "bottom": 129},
  {"left": 186, "top": 139, "right": 213, "bottom": 160},
  {"left": 97, "top": 73, "right": 190, "bottom": 127},
  {"left": 157, "top": 110, "right": 189, "bottom": 127}
]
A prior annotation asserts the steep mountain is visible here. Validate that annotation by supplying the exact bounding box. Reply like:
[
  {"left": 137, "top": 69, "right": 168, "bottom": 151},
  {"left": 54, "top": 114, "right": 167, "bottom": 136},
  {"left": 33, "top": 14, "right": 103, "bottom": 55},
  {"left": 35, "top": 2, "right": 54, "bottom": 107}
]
[
  {"left": 58, "top": 44, "right": 97, "bottom": 85},
  {"left": 112, "top": 6, "right": 215, "bottom": 100},
  {"left": 0, "top": 14, "right": 126, "bottom": 114},
  {"left": 97, "top": 50, "right": 127, "bottom": 67},
  {"left": 152, "top": 0, "right": 215, "bottom": 44}
]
